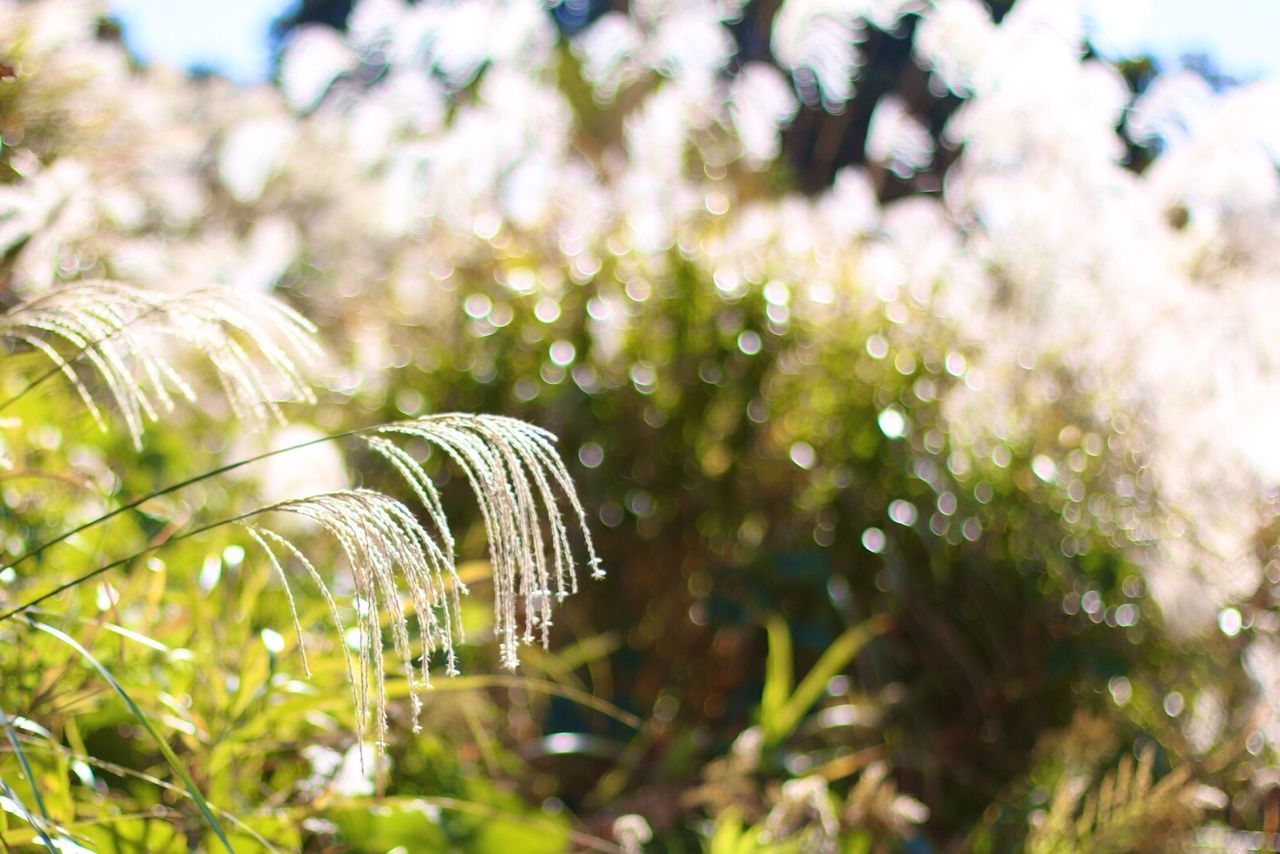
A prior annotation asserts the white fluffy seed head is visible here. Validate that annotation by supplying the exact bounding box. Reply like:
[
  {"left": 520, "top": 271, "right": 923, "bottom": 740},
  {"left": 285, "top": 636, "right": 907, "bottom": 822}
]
[
  {"left": 244, "top": 414, "right": 602, "bottom": 754},
  {"left": 245, "top": 489, "right": 462, "bottom": 752},
  {"left": 375, "top": 413, "right": 603, "bottom": 669},
  {"left": 0, "top": 280, "right": 320, "bottom": 448}
]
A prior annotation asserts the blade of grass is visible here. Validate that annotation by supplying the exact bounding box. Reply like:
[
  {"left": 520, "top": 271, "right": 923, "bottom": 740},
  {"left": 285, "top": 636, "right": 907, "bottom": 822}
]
[
  {"left": 25, "top": 608, "right": 171, "bottom": 654},
  {"left": 760, "top": 614, "right": 793, "bottom": 740},
  {"left": 0, "top": 703, "right": 54, "bottom": 843},
  {"left": 765, "top": 615, "right": 890, "bottom": 746},
  {"left": 27, "top": 619, "right": 233, "bottom": 852},
  {"left": 402, "top": 674, "right": 643, "bottom": 730},
  {"left": 0, "top": 779, "right": 58, "bottom": 851},
  {"left": 4, "top": 736, "right": 280, "bottom": 852}
]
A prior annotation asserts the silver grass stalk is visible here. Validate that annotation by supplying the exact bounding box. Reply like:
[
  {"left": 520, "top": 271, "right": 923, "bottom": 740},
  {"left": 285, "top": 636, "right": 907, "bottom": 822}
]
[
  {"left": 372, "top": 413, "right": 603, "bottom": 670},
  {"left": 238, "top": 414, "right": 601, "bottom": 751},
  {"left": 243, "top": 490, "right": 464, "bottom": 752},
  {"left": 0, "top": 281, "right": 320, "bottom": 447}
]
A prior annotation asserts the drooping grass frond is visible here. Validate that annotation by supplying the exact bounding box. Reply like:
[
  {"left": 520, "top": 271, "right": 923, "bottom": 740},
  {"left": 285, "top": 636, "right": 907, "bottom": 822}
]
[
  {"left": 244, "top": 489, "right": 465, "bottom": 752},
  {"left": 2, "top": 416, "right": 602, "bottom": 640},
  {"left": 244, "top": 527, "right": 313, "bottom": 676},
  {"left": 0, "top": 281, "right": 320, "bottom": 447},
  {"left": 371, "top": 413, "right": 603, "bottom": 670},
  {"left": 236, "top": 415, "right": 602, "bottom": 750}
]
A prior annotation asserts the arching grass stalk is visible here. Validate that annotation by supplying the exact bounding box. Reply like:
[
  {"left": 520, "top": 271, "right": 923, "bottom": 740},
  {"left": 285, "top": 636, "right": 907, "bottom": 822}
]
[
  {"left": 2, "top": 414, "right": 601, "bottom": 622},
  {"left": 0, "top": 507, "right": 265, "bottom": 621},
  {"left": 2, "top": 424, "right": 369, "bottom": 576}
]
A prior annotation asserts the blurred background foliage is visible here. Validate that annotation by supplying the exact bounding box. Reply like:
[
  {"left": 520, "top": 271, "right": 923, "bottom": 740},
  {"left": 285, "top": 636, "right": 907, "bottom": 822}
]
[{"left": 1, "top": 0, "right": 1278, "bottom": 851}]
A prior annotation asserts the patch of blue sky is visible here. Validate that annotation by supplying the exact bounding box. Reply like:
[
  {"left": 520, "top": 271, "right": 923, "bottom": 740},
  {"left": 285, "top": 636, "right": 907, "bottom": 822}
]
[
  {"left": 108, "top": 0, "right": 1279, "bottom": 84},
  {"left": 1086, "top": 0, "right": 1280, "bottom": 81},
  {"left": 108, "top": 0, "right": 295, "bottom": 83}
]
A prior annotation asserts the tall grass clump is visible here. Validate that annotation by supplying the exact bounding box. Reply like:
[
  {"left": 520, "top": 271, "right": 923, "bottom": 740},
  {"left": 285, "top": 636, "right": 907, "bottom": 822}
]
[{"left": 0, "top": 274, "right": 599, "bottom": 847}]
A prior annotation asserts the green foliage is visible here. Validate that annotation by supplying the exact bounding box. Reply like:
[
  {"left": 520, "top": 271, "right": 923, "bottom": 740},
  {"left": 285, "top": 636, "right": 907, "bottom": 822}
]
[
  {"left": 760, "top": 615, "right": 888, "bottom": 747},
  {"left": 707, "top": 809, "right": 773, "bottom": 854},
  {"left": 28, "top": 619, "right": 231, "bottom": 851},
  {"left": 0, "top": 3, "right": 1270, "bottom": 852}
]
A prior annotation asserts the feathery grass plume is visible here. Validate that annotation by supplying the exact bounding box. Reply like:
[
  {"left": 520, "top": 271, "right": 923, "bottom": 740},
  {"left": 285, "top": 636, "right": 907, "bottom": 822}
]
[
  {"left": 240, "top": 414, "right": 602, "bottom": 750},
  {"left": 243, "top": 489, "right": 463, "bottom": 753},
  {"left": 0, "top": 281, "right": 320, "bottom": 447},
  {"left": 370, "top": 413, "right": 603, "bottom": 670}
]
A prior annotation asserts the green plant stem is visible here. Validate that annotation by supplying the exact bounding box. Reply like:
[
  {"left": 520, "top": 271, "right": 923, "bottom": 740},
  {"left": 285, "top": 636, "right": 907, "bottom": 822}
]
[
  {"left": 2, "top": 425, "right": 369, "bottom": 576},
  {"left": 0, "top": 508, "right": 263, "bottom": 622}
]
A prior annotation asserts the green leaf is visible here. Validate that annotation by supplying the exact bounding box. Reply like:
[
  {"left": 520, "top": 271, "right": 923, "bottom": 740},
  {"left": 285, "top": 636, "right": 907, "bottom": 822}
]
[
  {"left": 29, "top": 619, "right": 233, "bottom": 853},
  {"left": 708, "top": 808, "right": 769, "bottom": 854},
  {"left": 763, "top": 615, "right": 889, "bottom": 746},
  {"left": 472, "top": 813, "right": 569, "bottom": 854},
  {"left": 0, "top": 779, "right": 59, "bottom": 851},
  {"left": 760, "top": 615, "right": 793, "bottom": 740},
  {"left": 0, "top": 702, "right": 57, "bottom": 850}
]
